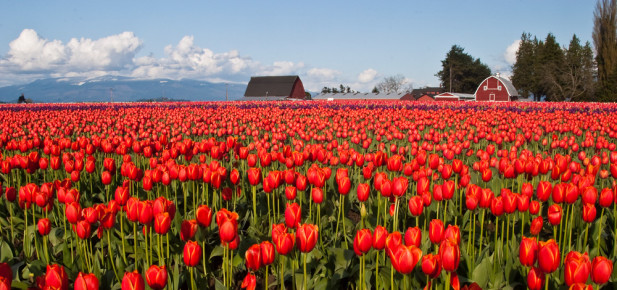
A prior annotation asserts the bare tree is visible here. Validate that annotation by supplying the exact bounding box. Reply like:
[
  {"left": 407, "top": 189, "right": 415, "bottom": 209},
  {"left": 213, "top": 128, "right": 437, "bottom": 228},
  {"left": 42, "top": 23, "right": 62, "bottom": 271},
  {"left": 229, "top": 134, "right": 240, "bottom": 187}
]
[
  {"left": 593, "top": 0, "right": 617, "bottom": 100},
  {"left": 375, "top": 74, "right": 409, "bottom": 94}
]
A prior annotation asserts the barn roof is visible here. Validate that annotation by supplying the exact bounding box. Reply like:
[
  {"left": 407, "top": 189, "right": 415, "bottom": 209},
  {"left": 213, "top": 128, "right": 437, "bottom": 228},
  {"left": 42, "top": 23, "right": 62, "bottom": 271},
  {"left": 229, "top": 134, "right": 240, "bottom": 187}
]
[
  {"left": 313, "top": 92, "right": 406, "bottom": 100},
  {"left": 244, "top": 76, "right": 301, "bottom": 98},
  {"left": 475, "top": 75, "right": 519, "bottom": 97},
  {"left": 435, "top": 92, "right": 475, "bottom": 100}
]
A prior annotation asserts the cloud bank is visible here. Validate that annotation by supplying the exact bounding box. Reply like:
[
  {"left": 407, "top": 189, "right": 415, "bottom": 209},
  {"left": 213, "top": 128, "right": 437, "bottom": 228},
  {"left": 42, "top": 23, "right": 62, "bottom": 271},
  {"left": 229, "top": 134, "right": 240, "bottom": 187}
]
[{"left": 0, "top": 29, "right": 380, "bottom": 92}]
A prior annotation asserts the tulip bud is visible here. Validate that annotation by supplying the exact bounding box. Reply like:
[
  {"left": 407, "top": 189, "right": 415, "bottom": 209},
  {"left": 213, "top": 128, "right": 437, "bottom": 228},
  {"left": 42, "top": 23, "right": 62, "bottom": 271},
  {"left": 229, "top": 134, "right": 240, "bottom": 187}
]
[{"left": 37, "top": 218, "right": 51, "bottom": 236}]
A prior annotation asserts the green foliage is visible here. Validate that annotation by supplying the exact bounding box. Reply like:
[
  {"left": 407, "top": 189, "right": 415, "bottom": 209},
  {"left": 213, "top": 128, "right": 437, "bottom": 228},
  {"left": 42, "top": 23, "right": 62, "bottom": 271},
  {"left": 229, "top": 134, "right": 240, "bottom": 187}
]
[
  {"left": 512, "top": 33, "right": 596, "bottom": 101},
  {"left": 436, "top": 45, "right": 491, "bottom": 94}
]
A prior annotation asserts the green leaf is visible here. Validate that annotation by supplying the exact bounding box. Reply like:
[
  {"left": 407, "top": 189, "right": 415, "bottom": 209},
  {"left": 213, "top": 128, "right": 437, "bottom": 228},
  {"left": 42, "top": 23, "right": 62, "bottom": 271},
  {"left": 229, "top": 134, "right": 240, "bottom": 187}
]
[
  {"left": 0, "top": 241, "right": 13, "bottom": 262},
  {"left": 210, "top": 246, "right": 224, "bottom": 258},
  {"left": 471, "top": 253, "right": 492, "bottom": 288}
]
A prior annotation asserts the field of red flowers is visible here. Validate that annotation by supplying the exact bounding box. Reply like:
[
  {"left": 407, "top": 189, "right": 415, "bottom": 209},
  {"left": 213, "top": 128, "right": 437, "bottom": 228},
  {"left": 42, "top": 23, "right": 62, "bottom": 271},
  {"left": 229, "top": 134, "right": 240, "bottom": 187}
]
[{"left": 0, "top": 100, "right": 616, "bottom": 289}]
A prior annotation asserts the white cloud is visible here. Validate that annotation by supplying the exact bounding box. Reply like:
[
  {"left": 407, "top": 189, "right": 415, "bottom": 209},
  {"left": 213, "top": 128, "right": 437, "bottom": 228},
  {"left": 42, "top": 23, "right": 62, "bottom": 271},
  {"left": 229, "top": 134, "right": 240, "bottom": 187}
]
[
  {"left": 307, "top": 68, "right": 340, "bottom": 80},
  {"left": 0, "top": 29, "right": 345, "bottom": 89},
  {"left": 357, "top": 68, "right": 378, "bottom": 83},
  {"left": 504, "top": 39, "right": 521, "bottom": 65},
  {"left": 2, "top": 29, "right": 142, "bottom": 73}
]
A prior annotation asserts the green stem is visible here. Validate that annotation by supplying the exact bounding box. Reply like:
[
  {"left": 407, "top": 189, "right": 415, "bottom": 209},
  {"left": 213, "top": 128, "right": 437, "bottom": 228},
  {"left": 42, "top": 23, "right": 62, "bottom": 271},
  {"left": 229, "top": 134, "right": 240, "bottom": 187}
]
[
  {"left": 120, "top": 213, "right": 127, "bottom": 264},
  {"left": 107, "top": 230, "right": 120, "bottom": 282},
  {"left": 598, "top": 208, "right": 605, "bottom": 256},
  {"left": 303, "top": 253, "right": 307, "bottom": 290},
  {"left": 479, "top": 209, "right": 485, "bottom": 258},
  {"left": 252, "top": 186, "right": 257, "bottom": 225},
  {"left": 280, "top": 255, "right": 285, "bottom": 290}
]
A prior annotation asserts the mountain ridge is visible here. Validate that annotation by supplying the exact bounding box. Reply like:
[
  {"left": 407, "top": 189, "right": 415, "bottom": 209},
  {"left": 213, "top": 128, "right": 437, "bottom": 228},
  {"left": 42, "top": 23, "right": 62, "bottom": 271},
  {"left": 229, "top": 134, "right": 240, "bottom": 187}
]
[{"left": 0, "top": 77, "right": 249, "bottom": 103}]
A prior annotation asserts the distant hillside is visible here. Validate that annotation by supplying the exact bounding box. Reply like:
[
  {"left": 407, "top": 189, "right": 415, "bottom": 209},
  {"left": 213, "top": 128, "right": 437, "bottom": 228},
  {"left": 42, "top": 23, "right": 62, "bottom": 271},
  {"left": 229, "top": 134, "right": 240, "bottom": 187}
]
[{"left": 0, "top": 77, "right": 248, "bottom": 103}]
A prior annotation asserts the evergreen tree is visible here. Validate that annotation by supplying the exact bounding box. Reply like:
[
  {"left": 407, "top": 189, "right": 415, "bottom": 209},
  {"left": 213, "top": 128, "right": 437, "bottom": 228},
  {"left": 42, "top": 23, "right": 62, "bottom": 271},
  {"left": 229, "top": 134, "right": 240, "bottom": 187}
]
[
  {"left": 538, "top": 33, "right": 566, "bottom": 101},
  {"left": 436, "top": 45, "right": 491, "bottom": 93},
  {"left": 512, "top": 33, "right": 539, "bottom": 100}
]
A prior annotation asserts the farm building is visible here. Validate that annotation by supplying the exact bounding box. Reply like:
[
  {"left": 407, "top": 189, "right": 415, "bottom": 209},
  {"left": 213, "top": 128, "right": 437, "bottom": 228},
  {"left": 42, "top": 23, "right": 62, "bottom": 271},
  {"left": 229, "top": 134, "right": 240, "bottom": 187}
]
[
  {"left": 242, "top": 75, "right": 308, "bottom": 100},
  {"left": 313, "top": 92, "right": 408, "bottom": 101},
  {"left": 434, "top": 92, "right": 475, "bottom": 101},
  {"left": 474, "top": 74, "right": 519, "bottom": 102},
  {"left": 400, "top": 87, "right": 444, "bottom": 101}
]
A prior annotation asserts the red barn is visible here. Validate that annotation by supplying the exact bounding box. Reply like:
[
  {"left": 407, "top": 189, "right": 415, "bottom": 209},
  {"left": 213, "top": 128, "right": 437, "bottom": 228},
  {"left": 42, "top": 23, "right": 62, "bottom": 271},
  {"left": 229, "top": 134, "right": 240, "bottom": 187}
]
[
  {"left": 243, "top": 75, "right": 307, "bottom": 100},
  {"left": 474, "top": 74, "right": 518, "bottom": 102}
]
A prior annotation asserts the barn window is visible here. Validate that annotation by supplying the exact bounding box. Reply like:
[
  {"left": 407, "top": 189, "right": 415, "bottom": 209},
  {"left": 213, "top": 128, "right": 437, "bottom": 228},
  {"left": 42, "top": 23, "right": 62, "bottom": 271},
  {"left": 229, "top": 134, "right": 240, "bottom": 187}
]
[
  {"left": 498, "top": 85, "right": 502, "bottom": 91},
  {"left": 483, "top": 86, "right": 487, "bottom": 91}
]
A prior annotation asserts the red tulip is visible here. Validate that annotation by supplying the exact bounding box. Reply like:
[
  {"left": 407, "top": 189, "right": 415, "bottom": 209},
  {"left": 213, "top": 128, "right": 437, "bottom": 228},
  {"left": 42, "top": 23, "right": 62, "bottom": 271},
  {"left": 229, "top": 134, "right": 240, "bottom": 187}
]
[
  {"left": 490, "top": 196, "right": 504, "bottom": 216},
  {"left": 285, "top": 186, "right": 297, "bottom": 200},
  {"left": 564, "top": 251, "right": 591, "bottom": 286},
  {"left": 74, "top": 272, "right": 99, "bottom": 290},
  {"left": 154, "top": 212, "right": 171, "bottom": 235},
  {"left": 311, "top": 187, "right": 323, "bottom": 204},
  {"left": 65, "top": 202, "right": 82, "bottom": 224},
  {"left": 336, "top": 176, "right": 351, "bottom": 195},
  {"left": 245, "top": 244, "right": 262, "bottom": 271},
  {"left": 247, "top": 167, "right": 261, "bottom": 185},
  {"left": 121, "top": 270, "right": 144, "bottom": 290},
  {"left": 260, "top": 241, "right": 275, "bottom": 266},
  {"left": 180, "top": 219, "right": 198, "bottom": 241},
  {"left": 0, "top": 263, "right": 11, "bottom": 288},
  {"left": 183, "top": 240, "right": 202, "bottom": 267},
  {"left": 582, "top": 203, "right": 596, "bottom": 223},
  {"left": 284, "top": 202, "right": 301, "bottom": 229},
  {"left": 392, "top": 177, "right": 408, "bottom": 197},
  {"left": 537, "top": 239, "right": 560, "bottom": 274},
  {"left": 390, "top": 244, "right": 422, "bottom": 274},
  {"left": 75, "top": 220, "right": 91, "bottom": 239},
  {"left": 536, "top": 181, "right": 552, "bottom": 202},
  {"left": 529, "top": 216, "right": 543, "bottom": 236},
  {"left": 481, "top": 168, "right": 492, "bottom": 182},
  {"left": 429, "top": 219, "right": 445, "bottom": 244},
  {"left": 404, "top": 227, "right": 421, "bottom": 247},
  {"left": 408, "top": 195, "right": 423, "bottom": 217},
  {"left": 439, "top": 239, "right": 460, "bottom": 272},
  {"left": 591, "top": 256, "right": 613, "bottom": 285},
  {"left": 44, "top": 264, "right": 68, "bottom": 290},
  {"left": 37, "top": 218, "right": 51, "bottom": 236},
  {"left": 421, "top": 253, "right": 442, "bottom": 279},
  {"left": 599, "top": 188, "right": 613, "bottom": 207},
  {"left": 241, "top": 273, "right": 257, "bottom": 290},
  {"left": 372, "top": 225, "right": 387, "bottom": 250},
  {"left": 519, "top": 236, "right": 538, "bottom": 267},
  {"left": 145, "top": 265, "right": 168, "bottom": 290},
  {"left": 547, "top": 204, "right": 562, "bottom": 226},
  {"left": 101, "top": 171, "right": 112, "bottom": 185},
  {"left": 527, "top": 267, "right": 545, "bottom": 290},
  {"left": 296, "top": 224, "right": 318, "bottom": 253},
  {"left": 353, "top": 228, "right": 372, "bottom": 256},
  {"left": 275, "top": 232, "right": 295, "bottom": 256},
  {"left": 196, "top": 204, "right": 213, "bottom": 227},
  {"left": 444, "top": 225, "right": 461, "bottom": 245},
  {"left": 357, "top": 183, "right": 370, "bottom": 202}
]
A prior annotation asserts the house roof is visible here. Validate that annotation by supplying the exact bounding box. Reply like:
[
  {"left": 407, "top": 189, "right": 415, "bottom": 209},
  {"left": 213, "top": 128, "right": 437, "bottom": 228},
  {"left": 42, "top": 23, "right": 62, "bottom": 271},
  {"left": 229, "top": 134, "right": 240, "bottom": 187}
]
[
  {"left": 409, "top": 87, "right": 444, "bottom": 99},
  {"left": 435, "top": 92, "right": 475, "bottom": 100},
  {"left": 313, "top": 92, "right": 406, "bottom": 100},
  {"left": 244, "top": 76, "right": 301, "bottom": 97}
]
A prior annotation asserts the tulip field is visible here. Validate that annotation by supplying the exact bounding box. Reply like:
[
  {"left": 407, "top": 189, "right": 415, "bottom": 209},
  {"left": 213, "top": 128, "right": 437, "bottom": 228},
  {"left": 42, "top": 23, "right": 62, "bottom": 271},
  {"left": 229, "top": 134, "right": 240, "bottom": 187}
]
[{"left": 1, "top": 100, "right": 617, "bottom": 289}]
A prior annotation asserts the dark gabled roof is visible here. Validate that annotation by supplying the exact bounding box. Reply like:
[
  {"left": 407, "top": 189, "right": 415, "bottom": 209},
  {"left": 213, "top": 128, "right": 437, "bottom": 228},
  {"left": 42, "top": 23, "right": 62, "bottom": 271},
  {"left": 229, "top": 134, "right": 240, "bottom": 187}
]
[
  {"left": 409, "top": 87, "right": 445, "bottom": 100},
  {"left": 244, "top": 76, "right": 300, "bottom": 97}
]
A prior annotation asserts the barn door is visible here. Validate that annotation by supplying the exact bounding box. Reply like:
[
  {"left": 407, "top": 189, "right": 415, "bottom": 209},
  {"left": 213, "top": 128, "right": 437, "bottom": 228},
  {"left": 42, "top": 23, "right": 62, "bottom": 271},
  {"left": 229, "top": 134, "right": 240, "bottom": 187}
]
[{"left": 489, "top": 94, "right": 495, "bottom": 101}]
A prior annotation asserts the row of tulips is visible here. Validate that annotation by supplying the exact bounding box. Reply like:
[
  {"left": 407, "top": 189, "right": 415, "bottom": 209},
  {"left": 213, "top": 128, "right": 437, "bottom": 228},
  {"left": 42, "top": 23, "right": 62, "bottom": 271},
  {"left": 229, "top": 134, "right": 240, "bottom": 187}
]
[{"left": 0, "top": 101, "right": 617, "bottom": 289}]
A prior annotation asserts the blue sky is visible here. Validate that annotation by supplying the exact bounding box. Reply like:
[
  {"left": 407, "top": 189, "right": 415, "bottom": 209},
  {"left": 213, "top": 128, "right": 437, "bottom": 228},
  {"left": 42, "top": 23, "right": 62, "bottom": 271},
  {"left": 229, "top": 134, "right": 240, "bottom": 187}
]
[{"left": 0, "top": 0, "right": 596, "bottom": 92}]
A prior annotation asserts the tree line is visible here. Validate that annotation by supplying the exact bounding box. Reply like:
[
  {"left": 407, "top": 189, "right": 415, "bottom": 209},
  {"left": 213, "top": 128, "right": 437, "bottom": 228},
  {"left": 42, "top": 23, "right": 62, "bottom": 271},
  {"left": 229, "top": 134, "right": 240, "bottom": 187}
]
[{"left": 512, "top": 0, "right": 617, "bottom": 102}]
